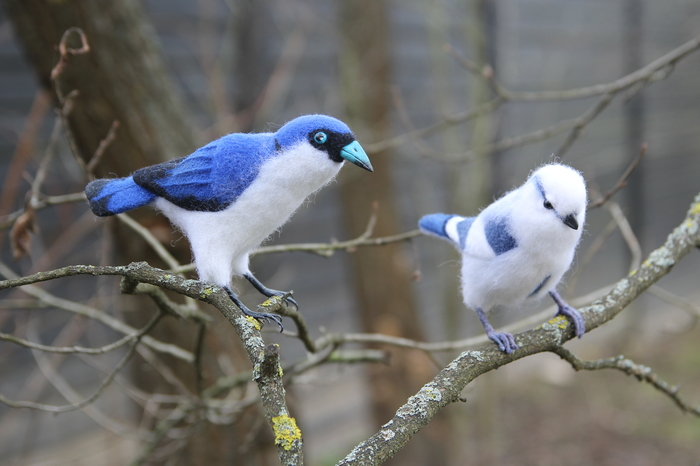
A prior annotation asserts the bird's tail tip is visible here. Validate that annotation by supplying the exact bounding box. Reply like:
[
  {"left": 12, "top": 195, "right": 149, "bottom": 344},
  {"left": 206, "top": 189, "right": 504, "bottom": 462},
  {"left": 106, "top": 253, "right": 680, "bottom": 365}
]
[
  {"left": 85, "top": 176, "right": 156, "bottom": 217},
  {"left": 418, "top": 213, "right": 452, "bottom": 237}
]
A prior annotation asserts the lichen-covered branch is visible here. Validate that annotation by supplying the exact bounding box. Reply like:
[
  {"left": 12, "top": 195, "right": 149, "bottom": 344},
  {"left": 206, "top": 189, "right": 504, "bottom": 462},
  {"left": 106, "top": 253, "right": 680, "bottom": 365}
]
[
  {"left": 553, "top": 347, "right": 700, "bottom": 417},
  {"left": 0, "top": 260, "right": 300, "bottom": 465},
  {"left": 336, "top": 193, "right": 700, "bottom": 466}
]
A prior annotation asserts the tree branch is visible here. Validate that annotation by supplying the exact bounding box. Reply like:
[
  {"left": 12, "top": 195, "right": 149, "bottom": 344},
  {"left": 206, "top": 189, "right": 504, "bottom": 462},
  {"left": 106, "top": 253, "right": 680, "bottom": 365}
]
[
  {"left": 336, "top": 193, "right": 700, "bottom": 465},
  {"left": 553, "top": 347, "right": 700, "bottom": 417}
]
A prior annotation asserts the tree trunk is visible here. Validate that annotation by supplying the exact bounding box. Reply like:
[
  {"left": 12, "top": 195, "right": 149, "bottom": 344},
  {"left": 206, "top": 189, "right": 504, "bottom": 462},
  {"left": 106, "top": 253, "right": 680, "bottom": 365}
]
[
  {"left": 2, "top": 2, "right": 266, "bottom": 464},
  {"left": 338, "top": 2, "right": 451, "bottom": 465},
  {"left": 2, "top": 0, "right": 198, "bottom": 175}
]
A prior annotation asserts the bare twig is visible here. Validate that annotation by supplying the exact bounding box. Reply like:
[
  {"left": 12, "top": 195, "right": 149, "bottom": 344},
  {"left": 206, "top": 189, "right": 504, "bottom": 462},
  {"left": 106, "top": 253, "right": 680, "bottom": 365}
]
[
  {"left": 0, "top": 310, "right": 163, "bottom": 413},
  {"left": 589, "top": 143, "right": 647, "bottom": 209},
  {"left": 86, "top": 120, "right": 120, "bottom": 179},
  {"left": 0, "top": 192, "right": 87, "bottom": 231},
  {"left": 553, "top": 347, "right": 700, "bottom": 417},
  {"left": 607, "top": 201, "right": 643, "bottom": 273},
  {"left": 117, "top": 214, "right": 182, "bottom": 270},
  {"left": 0, "top": 260, "right": 194, "bottom": 362},
  {"left": 554, "top": 93, "right": 615, "bottom": 158}
]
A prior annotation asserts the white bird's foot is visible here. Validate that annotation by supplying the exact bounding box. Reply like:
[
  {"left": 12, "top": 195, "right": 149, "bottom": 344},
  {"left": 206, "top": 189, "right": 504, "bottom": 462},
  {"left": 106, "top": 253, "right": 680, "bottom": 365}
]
[
  {"left": 225, "top": 286, "right": 284, "bottom": 331},
  {"left": 550, "top": 290, "right": 585, "bottom": 338},
  {"left": 486, "top": 329, "right": 519, "bottom": 354},
  {"left": 476, "top": 307, "right": 519, "bottom": 354},
  {"left": 244, "top": 273, "right": 299, "bottom": 310}
]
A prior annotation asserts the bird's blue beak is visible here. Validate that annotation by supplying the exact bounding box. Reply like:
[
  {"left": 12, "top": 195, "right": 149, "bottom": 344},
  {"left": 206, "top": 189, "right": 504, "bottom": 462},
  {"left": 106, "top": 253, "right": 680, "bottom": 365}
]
[{"left": 340, "top": 141, "right": 373, "bottom": 172}]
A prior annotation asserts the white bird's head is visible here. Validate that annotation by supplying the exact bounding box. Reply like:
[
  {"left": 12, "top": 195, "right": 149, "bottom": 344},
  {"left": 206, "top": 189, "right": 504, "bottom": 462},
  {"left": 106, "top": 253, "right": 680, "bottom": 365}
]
[
  {"left": 528, "top": 163, "right": 587, "bottom": 233},
  {"left": 274, "top": 114, "right": 373, "bottom": 172}
]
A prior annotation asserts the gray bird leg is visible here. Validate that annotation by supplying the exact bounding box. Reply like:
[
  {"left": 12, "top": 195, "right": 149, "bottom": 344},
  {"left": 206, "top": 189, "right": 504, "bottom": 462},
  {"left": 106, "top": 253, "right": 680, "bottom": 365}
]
[
  {"left": 476, "top": 307, "right": 518, "bottom": 354},
  {"left": 549, "top": 290, "right": 585, "bottom": 338},
  {"left": 244, "top": 273, "right": 299, "bottom": 310},
  {"left": 225, "top": 286, "right": 284, "bottom": 331}
]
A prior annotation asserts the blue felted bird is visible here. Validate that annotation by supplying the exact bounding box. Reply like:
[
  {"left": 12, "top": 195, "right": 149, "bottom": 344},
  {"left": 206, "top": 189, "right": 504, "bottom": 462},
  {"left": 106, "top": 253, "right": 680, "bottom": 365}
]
[
  {"left": 419, "top": 163, "right": 587, "bottom": 353},
  {"left": 86, "top": 114, "right": 373, "bottom": 329}
]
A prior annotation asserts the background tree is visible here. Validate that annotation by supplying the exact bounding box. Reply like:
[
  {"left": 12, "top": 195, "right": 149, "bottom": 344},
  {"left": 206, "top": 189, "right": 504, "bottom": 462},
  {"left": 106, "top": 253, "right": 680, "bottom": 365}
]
[{"left": 1, "top": 1, "right": 699, "bottom": 465}]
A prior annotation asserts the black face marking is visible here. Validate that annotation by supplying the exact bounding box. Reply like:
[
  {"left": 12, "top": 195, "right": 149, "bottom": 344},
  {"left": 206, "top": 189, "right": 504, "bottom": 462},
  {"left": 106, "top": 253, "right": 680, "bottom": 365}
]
[{"left": 308, "top": 128, "right": 355, "bottom": 163}]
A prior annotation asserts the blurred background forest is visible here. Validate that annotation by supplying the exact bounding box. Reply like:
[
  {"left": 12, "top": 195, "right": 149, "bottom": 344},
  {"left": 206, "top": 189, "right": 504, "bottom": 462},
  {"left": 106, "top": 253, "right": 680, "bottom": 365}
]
[{"left": 0, "top": 0, "right": 699, "bottom": 465}]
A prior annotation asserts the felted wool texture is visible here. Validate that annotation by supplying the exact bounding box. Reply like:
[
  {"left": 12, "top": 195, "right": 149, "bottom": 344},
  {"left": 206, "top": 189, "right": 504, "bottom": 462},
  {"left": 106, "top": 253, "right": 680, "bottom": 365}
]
[
  {"left": 85, "top": 176, "right": 157, "bottom": 216},
  {"left": 157, "top": 138, "right": 345, "bottom": 287},
  {"left": 85, "top": 114, "right": 365, "bottom": 290},
  {"left": 421, "top": 163, "right": 587, "bottom": 313},
  {"left": 133, "top": 133, "right": 277, "bottom": 212}
]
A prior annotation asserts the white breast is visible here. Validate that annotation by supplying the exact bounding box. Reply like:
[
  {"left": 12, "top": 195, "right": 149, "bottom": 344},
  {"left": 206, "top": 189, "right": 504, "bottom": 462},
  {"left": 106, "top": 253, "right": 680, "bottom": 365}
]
[{"left": 156, "top": 143, "right": 343, "bottom": 287}]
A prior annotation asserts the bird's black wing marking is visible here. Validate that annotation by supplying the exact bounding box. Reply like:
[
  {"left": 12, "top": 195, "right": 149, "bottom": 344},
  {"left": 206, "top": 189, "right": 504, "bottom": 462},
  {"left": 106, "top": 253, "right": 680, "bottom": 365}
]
[{"left": 133, "top": 153, "right": 228, "bottom": 212}]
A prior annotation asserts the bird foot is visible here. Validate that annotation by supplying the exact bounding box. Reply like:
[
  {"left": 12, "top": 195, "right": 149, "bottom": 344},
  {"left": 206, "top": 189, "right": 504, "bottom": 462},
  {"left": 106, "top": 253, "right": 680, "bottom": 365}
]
[
  {"left": 241, "top": 307, "right": 284, "bottom": 332},
  {"left": 226, "top": 286, "right": 283, "bottom": 332},
  {"left": 550, "top": 290, "right": 585, "bottom": 338},
  {"left": 244, "top": 274, "right": 298, "bottom": 310},
  {"left": 555, "top": 304, "right": 585, "bottom": 338},
  {"left": 268, "top": 290, "right": 299, "bottom": 311},
  {"left": 486, "top": 329, "right": 519, "bottom": 354}
]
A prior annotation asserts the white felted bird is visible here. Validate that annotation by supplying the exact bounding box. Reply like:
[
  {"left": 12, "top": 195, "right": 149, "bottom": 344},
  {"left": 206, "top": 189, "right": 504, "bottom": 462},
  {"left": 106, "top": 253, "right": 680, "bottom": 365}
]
[
  {"left": 86, "top": 114, "right": 373, "bottom": 329},
  {"left": 419, "top": 163, "right": 587, "bottom": 353}
]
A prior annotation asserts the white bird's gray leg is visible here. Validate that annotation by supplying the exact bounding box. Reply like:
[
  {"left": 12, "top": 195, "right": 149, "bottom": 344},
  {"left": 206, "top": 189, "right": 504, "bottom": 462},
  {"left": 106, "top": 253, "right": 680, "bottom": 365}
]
[
  {"left": 476, "top": 307, "right": 518, "bottom": 354},
  {"left": 225, "top": 286, "right": 284, "bottom": 331},
  {"left": 549, "top": 290, "right": 585, "bottom": 338},
  {"left": 243, "top": 273, "right": 299, "bottom": 310}
]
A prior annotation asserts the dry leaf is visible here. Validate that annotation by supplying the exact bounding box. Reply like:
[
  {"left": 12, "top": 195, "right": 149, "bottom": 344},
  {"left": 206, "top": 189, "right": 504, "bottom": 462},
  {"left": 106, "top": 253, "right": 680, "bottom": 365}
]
[{"left": 10, "top": 206, "right": 36, "bottom": 260}]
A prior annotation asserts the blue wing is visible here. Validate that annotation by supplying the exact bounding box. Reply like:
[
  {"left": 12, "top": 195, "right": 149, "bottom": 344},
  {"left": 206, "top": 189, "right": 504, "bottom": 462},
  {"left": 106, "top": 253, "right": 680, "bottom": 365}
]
[
  {"left": 133, "top": 133, "right": 277, "bottom": 212},
  {"left": 419, "top": 213, "right": 475, "bottom": 250},
  {"left": 484, "top": 216, "right": 517, "bottom": 255}
]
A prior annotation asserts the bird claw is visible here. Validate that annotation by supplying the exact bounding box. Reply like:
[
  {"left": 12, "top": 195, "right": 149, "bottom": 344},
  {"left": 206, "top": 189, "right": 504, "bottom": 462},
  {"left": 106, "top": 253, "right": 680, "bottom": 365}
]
[
  {"left": 272, "top": 291, "right": 298, "bottom": 310},
  {"left": 556, "top": 304, "right": 585, "bottom": 338},
  {"left": 242, "top": 308, "right": 284, "bottom": 332},
  {"left": 486, "top": 330, "right": 518, "bottom": 354}
]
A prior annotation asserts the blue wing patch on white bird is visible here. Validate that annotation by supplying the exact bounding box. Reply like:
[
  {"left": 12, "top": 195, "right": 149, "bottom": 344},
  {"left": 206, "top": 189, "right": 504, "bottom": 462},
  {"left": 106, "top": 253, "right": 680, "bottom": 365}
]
[
  {"left": 133, "top": 133, "right": 277, "bottom": 212},
  {"left": 419, "top": 213, "right": 475, "bottom": 250},
  {"left": 528, "top": 274, "right": 551, "bottom": 297},
  {"left": 455, "top": 217, "right": 475, "bottom": 249},
  {"left": 484, "top": 216, "right": 517, "bottom": 255}
]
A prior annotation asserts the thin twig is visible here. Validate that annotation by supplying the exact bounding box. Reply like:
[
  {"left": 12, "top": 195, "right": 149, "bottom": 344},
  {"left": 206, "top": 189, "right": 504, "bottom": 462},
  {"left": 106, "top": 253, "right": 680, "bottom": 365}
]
[
  {"left": 0, "top": 310, "right": 163, "bottom": 413},
  {"left": 607, "top": 201, "right": 643, "bottom": 273},
  {"left": 553, "top": 347, "right": 700, "bottom": 417},
  {"left": 589, "top": 143, "right": 647, "bottom": 208},
  {"left": 0, "top": 192, "right": 87, "bottom": 231},
  {"left": 117, "top": 214, "right": 182, "bottom": 271},
  {"left": 0, "top": 260, "right": 194, "bottom": 362},
  {"left": 86, "top": 120, "right": 120, "bottom": 179},
  {"left": 554, "top": 93, "right": 615, "bottom": 158}
]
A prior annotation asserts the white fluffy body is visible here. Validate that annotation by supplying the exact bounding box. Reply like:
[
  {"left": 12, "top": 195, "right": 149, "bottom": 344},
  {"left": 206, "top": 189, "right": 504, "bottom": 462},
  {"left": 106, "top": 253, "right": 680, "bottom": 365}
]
[
  {"left": 453, "top": 164, "right": 587, "bottom": 311},
  {"left": 156, "top": 141, "right": 343, "bottom": 287}
]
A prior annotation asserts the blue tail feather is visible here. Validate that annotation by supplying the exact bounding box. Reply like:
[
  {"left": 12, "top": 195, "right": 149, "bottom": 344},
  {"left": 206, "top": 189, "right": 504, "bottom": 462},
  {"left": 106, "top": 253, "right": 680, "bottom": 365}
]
[
  {"left": 86, "top": 176, "right": 157, "bottom": 216},
  {"left": 420, "top": 213, "right": 474, "bottom": 249},
  {"left": 419, "top": 213, "right": 452, "bottom": 239}
]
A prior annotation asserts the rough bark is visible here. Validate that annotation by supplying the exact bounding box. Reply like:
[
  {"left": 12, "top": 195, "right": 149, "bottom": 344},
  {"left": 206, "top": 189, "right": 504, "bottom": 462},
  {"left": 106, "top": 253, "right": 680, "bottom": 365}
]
[{"left": 2, "top": 0, "right": 198, "bottom": 174}]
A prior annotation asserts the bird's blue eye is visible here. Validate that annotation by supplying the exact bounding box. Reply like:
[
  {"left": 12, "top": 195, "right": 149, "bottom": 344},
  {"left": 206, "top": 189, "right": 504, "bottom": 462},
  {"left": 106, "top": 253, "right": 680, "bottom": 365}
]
[{"left": 314, "top": 132, "right": 327, "bottom": 144}]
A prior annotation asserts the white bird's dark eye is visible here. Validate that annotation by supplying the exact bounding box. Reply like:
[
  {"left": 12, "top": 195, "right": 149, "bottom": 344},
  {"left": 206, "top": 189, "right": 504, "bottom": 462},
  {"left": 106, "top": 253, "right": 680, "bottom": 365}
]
[
  {"left": 314, "top": 132, "right": 327, "bottom": 144},
  {"left": 543, "top": 200, "right": 554, "bottom": 210}
]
